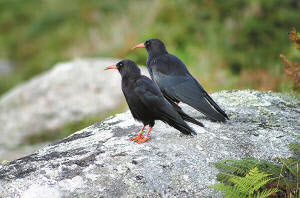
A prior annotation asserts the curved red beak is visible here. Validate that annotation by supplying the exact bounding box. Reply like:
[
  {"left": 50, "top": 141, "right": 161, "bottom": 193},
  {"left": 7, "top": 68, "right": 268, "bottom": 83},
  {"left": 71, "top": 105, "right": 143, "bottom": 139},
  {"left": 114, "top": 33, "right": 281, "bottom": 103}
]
[
  {"left": 131, "top": 42, "right": 145, "bottom": 50},
  {"left": 104, "top": 64, "right": 117, "bottom": 70}
]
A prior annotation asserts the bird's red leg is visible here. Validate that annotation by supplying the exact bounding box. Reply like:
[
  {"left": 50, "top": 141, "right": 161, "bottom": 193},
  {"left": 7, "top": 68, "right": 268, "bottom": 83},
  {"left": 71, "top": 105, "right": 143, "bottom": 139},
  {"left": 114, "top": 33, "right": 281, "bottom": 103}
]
[
  {"left": 136, "top": 127, "right": 152, "bottom": 143},
  {"left": 130, "top": 125, "right": 145, "bottom": 141}
]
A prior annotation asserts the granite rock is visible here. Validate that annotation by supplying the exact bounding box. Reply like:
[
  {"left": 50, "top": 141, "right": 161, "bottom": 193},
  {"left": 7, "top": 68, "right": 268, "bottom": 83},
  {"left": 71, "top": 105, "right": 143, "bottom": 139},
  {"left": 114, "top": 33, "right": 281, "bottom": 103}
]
[{"left": 0, "top": 90, "right": 299, "bottom": 197}]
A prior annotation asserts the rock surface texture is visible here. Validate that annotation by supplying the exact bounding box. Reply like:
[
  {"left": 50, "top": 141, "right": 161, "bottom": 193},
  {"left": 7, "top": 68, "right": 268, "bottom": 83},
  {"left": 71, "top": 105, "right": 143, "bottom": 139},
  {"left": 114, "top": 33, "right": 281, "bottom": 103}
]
[
  {"left": 0, "top": 58, "right": 148, "bottom": 160},
  {"left": 0, "top": 90, "right": 299, "bottom": 197}
]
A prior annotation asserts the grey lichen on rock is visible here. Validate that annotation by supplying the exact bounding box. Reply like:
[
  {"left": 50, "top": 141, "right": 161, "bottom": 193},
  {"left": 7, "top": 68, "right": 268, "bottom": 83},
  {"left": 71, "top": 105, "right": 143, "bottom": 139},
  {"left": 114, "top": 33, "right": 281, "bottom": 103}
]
[{"left": 0, "top": 90, "right": 299, "bottom": 197}]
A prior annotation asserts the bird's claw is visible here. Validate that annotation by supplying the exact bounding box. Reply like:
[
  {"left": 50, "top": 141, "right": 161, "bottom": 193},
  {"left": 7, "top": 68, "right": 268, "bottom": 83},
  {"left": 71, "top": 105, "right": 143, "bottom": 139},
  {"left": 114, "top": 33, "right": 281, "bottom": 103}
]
[
  {"left": 136, "top": 137, "right": 150, "bottom": 143},
  {"left": 130, "top": 134, "right": 144, "bottom": 141}
]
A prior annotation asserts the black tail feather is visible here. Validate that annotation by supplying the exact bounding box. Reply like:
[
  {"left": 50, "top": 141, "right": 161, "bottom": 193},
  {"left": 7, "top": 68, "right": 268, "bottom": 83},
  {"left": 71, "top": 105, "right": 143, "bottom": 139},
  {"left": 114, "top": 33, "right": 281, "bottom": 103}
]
[
  {"left": 159, "top": 103, "right": 197, "bottom": 135},
  {"left": 169, "top": 101, "right": 204, "bottom": 127},
  {"left": 204, "top": 93, "right": 229, "bottom": 120},
  {"left": 180, "top": 113, "right": 204, "bottom": 127},
  {"left": 166, "top": 118, "right": 197, "bottom": 135}
]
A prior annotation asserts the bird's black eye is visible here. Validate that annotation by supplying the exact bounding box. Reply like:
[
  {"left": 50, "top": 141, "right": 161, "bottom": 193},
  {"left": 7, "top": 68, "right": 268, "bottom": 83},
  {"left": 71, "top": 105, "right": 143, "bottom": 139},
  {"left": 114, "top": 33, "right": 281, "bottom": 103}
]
[
  {"left": 145, "top": 41, "right": 150, "bottom": 46},
  {"left": 119, "top": 63, "right": 123, "bottom": 67}
]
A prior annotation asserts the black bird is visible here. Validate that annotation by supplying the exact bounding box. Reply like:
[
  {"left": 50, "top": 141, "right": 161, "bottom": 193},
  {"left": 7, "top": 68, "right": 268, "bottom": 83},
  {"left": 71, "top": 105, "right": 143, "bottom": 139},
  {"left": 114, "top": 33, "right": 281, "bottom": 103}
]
[
  {"left": 132, "top": 39, "right": 229, "bottom": 122},
  {"left": 104, "top": 59, "right": 203, "bottom": 143}
]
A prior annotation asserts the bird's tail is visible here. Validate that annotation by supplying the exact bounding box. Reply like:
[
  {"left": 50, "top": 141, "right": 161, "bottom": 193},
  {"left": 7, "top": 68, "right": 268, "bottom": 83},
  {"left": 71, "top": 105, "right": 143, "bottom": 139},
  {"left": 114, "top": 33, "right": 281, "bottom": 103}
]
[
  {"left": 159, "top": 99, "right": 198, "bottom": 135},
  {"left": 165, "top": 117, "right": 197, "bottom": 135},
  {"left": 170, "top": 102, "right": 204, "bottom": 127},
  {"left": 180, "top": 113, "right": 204, "bottom": 127},
  {"left": 204, "top": 93, "right": 229, "bottom": 120},
  {"left": 160, "top": 109, "right": 197, "bottom": 135}
]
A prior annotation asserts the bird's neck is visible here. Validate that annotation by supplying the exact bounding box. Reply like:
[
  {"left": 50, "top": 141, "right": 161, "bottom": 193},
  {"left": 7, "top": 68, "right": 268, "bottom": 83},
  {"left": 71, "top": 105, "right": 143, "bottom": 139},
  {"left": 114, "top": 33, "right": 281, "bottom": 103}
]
[
  {"left": 121, "top": 73, "right": 140, "bottom": 85},
  {"left": 148, "top": 50, "right": 168, "bottom": 60},
  {"left": 147, "top": 52, "right": 166, "bottom": 69}
]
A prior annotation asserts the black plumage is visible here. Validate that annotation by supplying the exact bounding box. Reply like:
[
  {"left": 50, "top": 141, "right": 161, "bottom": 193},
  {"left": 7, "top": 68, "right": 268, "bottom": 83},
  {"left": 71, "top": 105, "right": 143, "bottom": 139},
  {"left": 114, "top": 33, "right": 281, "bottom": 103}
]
[
  {"left": 104, "top": 59, "right": 203, "bottom": 143},
  {"left": 132, "top": 39, "right": 229, "bottom": 122}
]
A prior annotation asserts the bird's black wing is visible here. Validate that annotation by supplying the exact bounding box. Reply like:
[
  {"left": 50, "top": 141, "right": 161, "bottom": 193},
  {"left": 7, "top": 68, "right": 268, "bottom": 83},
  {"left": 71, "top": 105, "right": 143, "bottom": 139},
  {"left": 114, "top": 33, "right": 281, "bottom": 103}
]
[
  {"left": 122, "top": 83, "right": 149, "bottom": 123},
  {"left": 153, "top": 70, "right": 228, "bottom": 122},
  {"left": 148, "top": 54, "right": 189, "bottom": 103},
  {"left": 134, "top": 76, "right": 196, "bottom": 135},
  {"left": 149, "top": 54, "right": 228, "bottom": 122},
  {"left": 169, "top": 101, "right": 204, "bottom": 127}
]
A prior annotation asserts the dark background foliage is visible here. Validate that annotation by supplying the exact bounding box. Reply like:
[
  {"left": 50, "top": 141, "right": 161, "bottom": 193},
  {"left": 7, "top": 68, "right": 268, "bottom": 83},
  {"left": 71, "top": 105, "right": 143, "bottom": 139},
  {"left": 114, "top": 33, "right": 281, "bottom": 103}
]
[{"left": 0, "top": 0, "right": 299, "bottom": 95}]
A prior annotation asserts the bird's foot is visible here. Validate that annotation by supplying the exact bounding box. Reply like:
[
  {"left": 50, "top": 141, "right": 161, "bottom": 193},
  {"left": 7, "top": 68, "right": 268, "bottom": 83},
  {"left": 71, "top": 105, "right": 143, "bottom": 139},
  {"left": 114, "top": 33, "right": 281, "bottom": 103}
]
[
  {"left": 130, "top": 134, "right": 144, "bottom": 141},
  {"left": 136, "top": 137, "right": 150, "bottom": 143}
]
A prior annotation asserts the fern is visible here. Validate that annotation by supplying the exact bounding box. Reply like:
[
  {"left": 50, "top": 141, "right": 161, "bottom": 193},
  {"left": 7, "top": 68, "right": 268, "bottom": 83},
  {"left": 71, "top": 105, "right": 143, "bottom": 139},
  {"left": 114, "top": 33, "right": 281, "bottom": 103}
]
[
  {"left": 211, "top": 143, "right": 300, "bottom": 197},
  {"left": 289, "top": 143, "right": 300, "bottom": 157},
  {"left": 209, "top": 167, "right": 278, "bottom": 198},
  {"left": 254, "top": 188, "right": 279, "bottom": 198},
  {"left": 213, "top": 158, "right": 281, "bottom": 179},
  {"left": 211, "top": 183, "right": 245, "bottom": 198},
  {"left": 232, "top": 168, "right": 274, "bottom": 195}
]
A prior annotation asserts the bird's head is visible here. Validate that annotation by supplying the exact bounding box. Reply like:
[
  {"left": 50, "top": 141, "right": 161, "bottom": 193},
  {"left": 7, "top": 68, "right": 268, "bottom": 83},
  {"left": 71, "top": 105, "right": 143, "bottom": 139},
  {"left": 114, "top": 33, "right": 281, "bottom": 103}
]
[
  {"left": 132, "top": 39, "right": 167, "bottom": 56},
  {"left": 104, "top": 59, "right": 141, "bottom": 78}
]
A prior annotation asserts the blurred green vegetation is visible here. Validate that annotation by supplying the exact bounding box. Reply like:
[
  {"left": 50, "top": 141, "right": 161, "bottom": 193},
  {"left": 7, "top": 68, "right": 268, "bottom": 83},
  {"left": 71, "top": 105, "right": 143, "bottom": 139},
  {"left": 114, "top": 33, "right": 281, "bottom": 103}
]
[
  {"left": 1, "top": 0, "right": 300, "bottom": 97},
  {"left": 1, "top": 0, "right": 300, "bottom": 96}
]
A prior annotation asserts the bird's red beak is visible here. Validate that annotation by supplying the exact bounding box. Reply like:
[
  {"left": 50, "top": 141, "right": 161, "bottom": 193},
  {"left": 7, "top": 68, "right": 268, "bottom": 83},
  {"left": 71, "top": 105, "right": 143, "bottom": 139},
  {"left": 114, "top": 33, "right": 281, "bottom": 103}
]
[
  {"left": 104, "top": 64, "right": 117, "bottom": 70},
  {"left": 131, "top": 43, "right": 145, "bottom": 50}
]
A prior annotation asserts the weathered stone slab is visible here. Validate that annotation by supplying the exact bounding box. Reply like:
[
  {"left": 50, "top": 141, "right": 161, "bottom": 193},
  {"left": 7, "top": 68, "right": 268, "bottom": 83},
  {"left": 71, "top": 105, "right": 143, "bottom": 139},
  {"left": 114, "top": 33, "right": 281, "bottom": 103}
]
[{"left": 0, "top": 90, "right": 299, "bottom": 197}]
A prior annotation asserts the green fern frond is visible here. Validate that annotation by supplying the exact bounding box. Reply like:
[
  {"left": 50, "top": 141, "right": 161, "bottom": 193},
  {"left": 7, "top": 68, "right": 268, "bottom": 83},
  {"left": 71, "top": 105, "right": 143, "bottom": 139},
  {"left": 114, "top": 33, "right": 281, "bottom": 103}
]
[
  {"left": 209, "top": 167, "right": 278, "bottom": 198},
  {"left": 216, "top": 173, "right": 236, "bottom": 183},
  {"left": 212, "top": 155, "right": 299, "bottom": 197},
  {"left": 209, "top": 183, "right": 246, "bottom": 198},
  {"left": 251, "top": 178, "right": 273, "bottom": 193},
  {"left": 225, "top": 186, "right": 247, "bottom": 198},
  {"left": 231, "top": 168, "right": 274, "bottom": 195},
  {"left": 213, "top": 158, "right": 281, "bottom": 179},
  {"left": 289, "top": 143, "right": 300, "bottom": 156},
  {"left": 279, "top": 157, "right": 298, "bottom": 177},
  {"left": 245, "top": 168, "right": 273, "bottom": 194},
  {"left": 214, "top": 160, "right": 249, "bottom": 176},
  {"left": 253, "top": 188, "right": 279, "bottom": 198}
]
